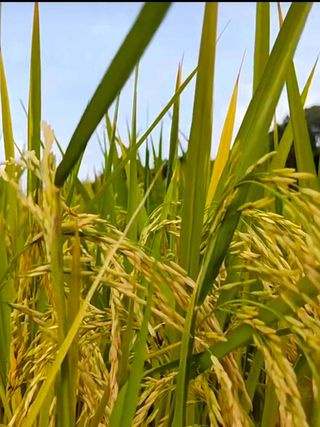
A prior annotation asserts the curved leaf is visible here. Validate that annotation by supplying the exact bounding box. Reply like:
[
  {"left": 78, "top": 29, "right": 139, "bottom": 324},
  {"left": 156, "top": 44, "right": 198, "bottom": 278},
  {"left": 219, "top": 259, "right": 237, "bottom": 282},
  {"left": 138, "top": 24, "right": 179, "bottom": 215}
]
[{"left": 54, "top": 3, "right": 172, "bottom": 187}]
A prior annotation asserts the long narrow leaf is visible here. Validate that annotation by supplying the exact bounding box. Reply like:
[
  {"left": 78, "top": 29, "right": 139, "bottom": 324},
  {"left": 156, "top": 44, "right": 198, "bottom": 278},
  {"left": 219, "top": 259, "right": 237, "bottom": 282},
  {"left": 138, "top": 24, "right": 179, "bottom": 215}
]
[
  {"left": 54, "top": 3, "right": 172, "bottom": 187},
  {"left": 0, "top": 49, "right": 18, "bottom": 253},
  {"left": 253, "top": 3, "right": 270, "bottom": 93},
  {"left": 179, "top": 3, "right": 217, "bottom": 280},
  {"left": 166, "top": 64, "right": 182, "bottom": 188},
  {"left": 0, "top": 218, "right": 10, "bottom": 388},
  {"left": 206, "top": 58, "right": 242, "bottom": 207},
  {"left": 27, "top": 2, "right": 41, "bottom": 198},
  {"left": 173, "top": 4, "right": 218, "bottom": 426},
  {"left": 270, "top": 59, "right": 318, "bottom": 170},
  {"left": 110, "top": 279, "right": 154, "bottom": 427},
  {"left": 0, "top": 52, "right": 14, "bottom": 161}
]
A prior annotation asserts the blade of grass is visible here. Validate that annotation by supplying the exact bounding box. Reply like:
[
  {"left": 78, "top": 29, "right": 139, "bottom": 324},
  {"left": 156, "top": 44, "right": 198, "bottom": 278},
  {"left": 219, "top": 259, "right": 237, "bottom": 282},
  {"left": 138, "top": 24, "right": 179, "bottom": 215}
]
[
  {"left": 111, "top": 138, "right": 128, "bottom": 209},
  {"left": 99, "top": 96, "right": 120, "bottom": 219},
  {"left": 127, "top": 65, "right": 139, "bottom": 241},
  {"left": 0, "top": 49, "right": 18, "bottom": 372},
  {"left": 65, "top": 153, "right": 85, "bottom": 206},
  {"left": 109, "top": 276, "right": 154, "bottom": 427},
  {"left": 150, "top": 134, "right": 157, "bottom": 168},
  {"left": 270, "top": 58, "right": 318, "bottom": 170},
  {"left": 166, "top": 63, "right": 182, "bottom": 189},
  {"left": 0, "top": 7, "right": 16, "bottom": 243},
  {"left": 118, "top": 66, "right": 140, "bottom": 388},
  {"left": 206, "top": 56, "right": 243, "bottom": 207},
  {"left": 235, "top": 8, "right": 270, "bottom": 408},
  {"left": 173, "top": 4, "right": 218, "bottom": 426},
  {"left": 253, "top": 3, "right": 270, "bottom": 93},
  {"left": 144, "top": 141, "right": 150, "bottom": 211},
  {"left": 51, "top": 185, "right": 71, "bottom": 427},
  {"left": 250, "top": 2, "right": 270, "bottom": 201},
  {"left": 0, "top": 217, "right": 11, "bottom": 388},
  {"left": 260, "top": 381, "right": 279, "bottom": 427},
  {"left": 243, "top": 349, "right": 264, "bottom": 412},
  {"left": 27, "top": 2, "right": 41, "bottom": 199},
  {"left": 179, "top": 2, "right": 217, "bottom": 280},
  {"left": 117, "top": 139, "right": 149, "bottom": 228},
  {"left": 0, "top": 51, "right": 14, "bottom": 161},
  {"left": 158, "top": 123, "right": 163, "bottom": 165},
  {"left": 272, "top": 112, "right": 279, "bottom": 149},
  {"left": 54, "top": 3, "right": 172, "bottom": 187},
  {"left": 67, "top": 227, "right": 81, "bottom": 426}
]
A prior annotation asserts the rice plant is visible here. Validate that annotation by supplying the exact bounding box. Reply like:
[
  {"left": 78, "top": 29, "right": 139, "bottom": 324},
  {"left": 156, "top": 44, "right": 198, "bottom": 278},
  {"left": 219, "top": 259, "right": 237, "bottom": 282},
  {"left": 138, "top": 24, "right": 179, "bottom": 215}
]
[{"left": 0, "top": 2, "right": 320, "bottom": 427}]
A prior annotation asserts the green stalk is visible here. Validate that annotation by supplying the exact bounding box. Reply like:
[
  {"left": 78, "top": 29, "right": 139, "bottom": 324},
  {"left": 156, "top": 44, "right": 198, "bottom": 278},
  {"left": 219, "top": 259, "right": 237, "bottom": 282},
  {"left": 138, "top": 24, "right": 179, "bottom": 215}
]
[
  {"left": 67, "top": 227, "right": 81, "bottom": 425},
  {"left": 51, "top": 189, "right": 71, "bottom": 427},
  {"left": 0, "top": 217, "right": 11, "bottom": 389},
  {"left": 261, "top": 382, "right": 279, "bottom": 427},
  {"left": 118, "top": 66, "right": 140, "bottom": 387},
  {"left": 243, "top": 349, "right": 264, "bottom": 412},
  {"left": 110, "top": 278, "right": 154, "bottom": 427}
]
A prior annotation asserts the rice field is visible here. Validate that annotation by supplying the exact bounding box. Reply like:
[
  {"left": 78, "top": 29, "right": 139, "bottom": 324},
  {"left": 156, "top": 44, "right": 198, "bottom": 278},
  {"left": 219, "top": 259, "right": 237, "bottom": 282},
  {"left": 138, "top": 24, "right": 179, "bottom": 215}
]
[{"left": 0, "top": 2, "right": 320, "bottom": 426}]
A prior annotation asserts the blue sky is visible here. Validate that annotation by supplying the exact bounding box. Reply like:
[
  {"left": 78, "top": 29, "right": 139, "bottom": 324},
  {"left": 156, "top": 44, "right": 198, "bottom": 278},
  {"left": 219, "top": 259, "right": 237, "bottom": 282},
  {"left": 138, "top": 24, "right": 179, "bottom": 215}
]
[{"left": 2, "top": 2, "right": 320, "bottom": 180}]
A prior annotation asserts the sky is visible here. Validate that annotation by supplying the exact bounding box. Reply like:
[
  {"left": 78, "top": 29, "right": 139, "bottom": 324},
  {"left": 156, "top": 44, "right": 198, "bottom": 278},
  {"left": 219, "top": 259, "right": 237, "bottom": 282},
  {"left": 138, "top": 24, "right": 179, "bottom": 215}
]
[{"left": 1, "top": 2, "right": 320, "bottom": 180}]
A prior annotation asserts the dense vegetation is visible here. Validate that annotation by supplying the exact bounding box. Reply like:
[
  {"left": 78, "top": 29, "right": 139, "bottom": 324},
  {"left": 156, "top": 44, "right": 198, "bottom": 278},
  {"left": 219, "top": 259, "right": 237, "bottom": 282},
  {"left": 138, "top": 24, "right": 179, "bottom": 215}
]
[{"left": 0, "top": 2, "right": 320, "bottom": 427}]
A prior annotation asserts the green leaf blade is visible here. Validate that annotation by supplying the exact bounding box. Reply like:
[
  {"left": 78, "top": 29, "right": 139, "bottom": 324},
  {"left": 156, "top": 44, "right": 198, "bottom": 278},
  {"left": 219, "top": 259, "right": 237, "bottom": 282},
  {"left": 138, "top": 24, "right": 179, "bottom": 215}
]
[{"left": 54, "top": 3, "right": 172, "bottom": 187}]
